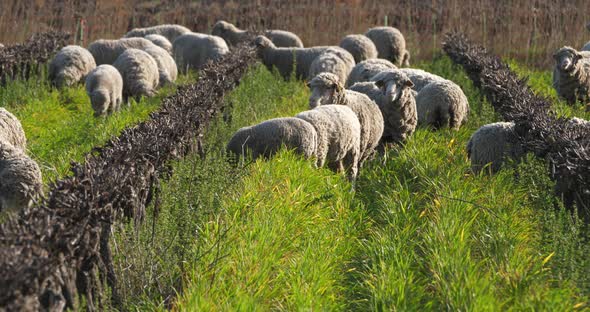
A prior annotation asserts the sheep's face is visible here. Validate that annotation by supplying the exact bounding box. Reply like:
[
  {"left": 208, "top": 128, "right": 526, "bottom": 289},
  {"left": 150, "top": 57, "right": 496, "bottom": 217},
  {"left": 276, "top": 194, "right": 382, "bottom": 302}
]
[
  {"left": 554, "top": 48, "right": 581, "bottom": 72},
  {"left": 372, "top": 70, "right": 413, "bottom": 104},
  {"left": 90, "top": 91, "right": 109, "bottom": 117},
  {"left": 308, "top": 75, "right": 343, "bottom": 108}
]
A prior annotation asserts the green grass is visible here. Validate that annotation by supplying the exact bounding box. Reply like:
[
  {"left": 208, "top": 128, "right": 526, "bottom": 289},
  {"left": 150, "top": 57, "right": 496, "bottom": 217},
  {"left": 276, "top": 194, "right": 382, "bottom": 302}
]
[
  {"left": 0, "top": 72, "right": 195, "bottom": 183},
  {"left": 3, "top": 59, "right": 589, "bottom": 310}
]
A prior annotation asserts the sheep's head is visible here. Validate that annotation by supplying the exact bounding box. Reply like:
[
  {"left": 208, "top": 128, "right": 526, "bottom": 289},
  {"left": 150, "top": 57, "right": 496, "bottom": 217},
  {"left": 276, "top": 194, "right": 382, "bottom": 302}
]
[
  {"left": 90, "top": 90, "right": 110, "bottom": 117},
  {"left": 553, "top": 46, "right": 582, "bottom": 72},
  {"left": 212, "top": 20, "right": 234, "bottom": 37},
  {"left": 307, "top": 73, "right": 344, "bottom": 109},
  {"left": 371, "top": 70, "right": 414, "bottom": 105}
]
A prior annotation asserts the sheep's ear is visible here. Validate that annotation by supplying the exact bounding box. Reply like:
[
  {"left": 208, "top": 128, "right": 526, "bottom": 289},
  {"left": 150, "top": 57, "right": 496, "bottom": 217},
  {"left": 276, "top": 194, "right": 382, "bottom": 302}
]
[
  {"left": 575, "top": 51, "right": 583, "bottom": 60},
  {"left": 404, "top": 79, "right": 414, "bottom": 88}
]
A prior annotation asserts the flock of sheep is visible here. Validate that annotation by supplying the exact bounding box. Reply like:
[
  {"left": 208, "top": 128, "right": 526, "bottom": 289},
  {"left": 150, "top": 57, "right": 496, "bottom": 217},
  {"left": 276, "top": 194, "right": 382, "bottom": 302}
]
[{"left": 1, "top": 21, "right": 590, "bottom": 213}]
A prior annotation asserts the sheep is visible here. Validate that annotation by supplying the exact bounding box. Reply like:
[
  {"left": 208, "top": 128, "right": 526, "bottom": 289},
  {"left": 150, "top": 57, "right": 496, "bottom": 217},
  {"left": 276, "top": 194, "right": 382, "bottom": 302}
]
[
  {"left": 398, "top": 68, "right": 446, "bottom": 91},
  {"left": 226, "top": 117, "right": 317, "bottom": 162},
  {"left": 308, "top": 47, "right": 356, "bottom": 83},
  {"left": 112, "top": 49, "right": 159, "bottom": 102},
  {"left": 552, "top": 46, "right": 590, "bottom": 105},
  {"left": 339, "top": 34, "right": 378, "bottom": 63},
  {"left": 212, "top": 20, "right": 304, "bottom": 48},
  {"left": 265, "top": 30, "right": 304, "bottom": 48},
  {"left": 144, "top": 34, "right": 173, "bottom": 54},
  {"left": 172, "top": 32, "right": 229, "bottom": 73},
  {"left": 88, "top": 37, "right": 157, "bottom": 65},
  {"left": 349, "top": 70, "right": 417, "bottom": 144},
  {"left": 48, "top": 45, "right": 96, "bottom": 88},
  {"left": 254, "top": 35, "right": 341, "bottom": 80},
  {"left": 345, "top": 58, "right": 397, "bottom": 87},
  {"left": 308, "top": 72, "right": 384, "bottom": 165},
  {"left": 142, "top": 45, "right": 178, "bottom": 87},
  {"left": 0, "top": 108, "right": 27, "bottom": 152},
  {"left": 85, "top": 65, "right": 124, "bottom": 117},
  {"left": 466, "top": 122, "right": 525, "bottom": 174},
  {"left": 414, "top": 80, "right": 470, "bottom": 130},
  {"left": 295, "top": 105, "right": 361, "bottom": 181},
  {"left": 365, "top": 26, "right": 410, "bottom": 67},
  {"left": 0, "top": 141, "right": 43, "bottom": 213},
  {"left": 124, "top": 24, "right": 191, "bottom": 43}
]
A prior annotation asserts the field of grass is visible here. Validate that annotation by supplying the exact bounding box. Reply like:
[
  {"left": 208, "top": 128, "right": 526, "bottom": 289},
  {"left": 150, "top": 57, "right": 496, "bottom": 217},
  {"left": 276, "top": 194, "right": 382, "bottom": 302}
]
[{"left": 1, "top": 56, "right": 589, "bottom": 310}]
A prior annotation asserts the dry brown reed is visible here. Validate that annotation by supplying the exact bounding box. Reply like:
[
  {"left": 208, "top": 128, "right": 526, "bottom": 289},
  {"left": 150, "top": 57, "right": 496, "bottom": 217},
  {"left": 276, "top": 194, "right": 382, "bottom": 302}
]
[{"left": 1, "top": 0, "right": 589, "bottom": 67}]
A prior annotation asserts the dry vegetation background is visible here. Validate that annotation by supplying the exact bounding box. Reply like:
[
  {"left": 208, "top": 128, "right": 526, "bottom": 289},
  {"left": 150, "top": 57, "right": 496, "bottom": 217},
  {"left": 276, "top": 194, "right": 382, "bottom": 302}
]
[{"left": 1, "top": 0, "right": 589, "bottom": 66}]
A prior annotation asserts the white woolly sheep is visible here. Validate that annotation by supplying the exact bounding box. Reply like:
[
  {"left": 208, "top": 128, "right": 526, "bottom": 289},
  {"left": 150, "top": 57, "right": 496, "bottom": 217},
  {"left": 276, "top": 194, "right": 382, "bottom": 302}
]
[
  {"left": 144, "top": 34, "right": 173, "bottom": 54},
  {"left": 349, "top": 70, "right": 417, "bottom": 144},
  {"left": 308, "top": 72, "right": 384, "bottom": 165},
  {"left": 112, "top": 49, "right": 159, "bottom": 102},
  {"left": 466, "top": 122, "right": 525, "bottom": 174},
  {"left": 0, "top": 141, "right": 43, "bottom": 213},
  {"left": 48, "top": 45, "right": 96, "bottom": 88},
  {"left": 172, "top": 32, "right": 229, "bottom": 73},
  {"left": 212, "top": 20, "right": 304, "bottom": 48},
  {"left": 255, "top": 35, "right": 341, "bottom": 80},
  {"left": 88, "top": 37, "right": 157, "bottom": 65},
  {"left": 142, "top": 45, "right": 178, "bottom": 87},
  {"left": 552, "top": 46, "right": 590, "bottom": 104},
  {"left": 226, "top": 117, "right": 317, "bottom": 162},
  {"left": 295, "top": 104, "right": 361, "bottom": 181},
  {"left": 124, "top": 24, "right": 191, "bottom": 43},
  {"left": 0, "top": 108, "right": 27, "bottom": 152},
  {"left": 415, "top": 80, "right": 470, "bottom": 130},
  {"left": 339, "top": 34, "right": 378, "bottom": 63},
  {"left": 345, "top": 58, "right": 397, "bottom": 87},
  {"left": 365, "top": 26, "right": 410, "bottom": 67},
  {"left": 308, "top": 47, "right": 356, "bottom": 83},
  {"left": 85, "top": 65, "right": 124, "bottom": 117},
  {"left": 399, "top": 68, "right": 446, "bottom": 91}
]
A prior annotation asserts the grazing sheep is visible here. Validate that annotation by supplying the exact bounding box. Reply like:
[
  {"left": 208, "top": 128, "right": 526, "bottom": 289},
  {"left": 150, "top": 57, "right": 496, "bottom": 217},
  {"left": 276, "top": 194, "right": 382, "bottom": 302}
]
[
  {"left": 48, "top": 45, "right": 96, "bottom": 88},
  {"left": 399, "top": 68, "right": 446, "bottom": 91},
  {"left": 308, "top": 73, "right": 384, "bottom": 165},
  {"left": 365, "top": 26, "right": 410, "bottom": 67},
  {"left": 0, "top": 108, "right": 26, "bottom": 152},
  {"left": 339, "top": 34, "right": 378, "bottom": 63},
  {"left": 552, "top": 46, "right": 590, "bottom": 104},
  {"left": 308, "top": 47, "right": 355, "bottom": 83},
  {"left": 466, "top": 122, "right": 525, "bottom": 174},
  {"left": 88, "top": 37, "right": 157, "bottom": 65},
  {"left": 346, "top": 58, "right": 397, "bottom": 87},
  {"left": 349, "top": 70, "right": 417, "bottom": 144},
  {"left": 265, "top": 30, "right": 304, "bottom": 48},
  {"left": 415, "top": 80, "right": 470, "bottom": 130},
  {"left": 0, "top": 141, "right": 43, "bottom": 213},
  {"left": 172, "top": 32, "right": 229, "bottom": 73},
  {"left": 295, "top": 105, "right": 361, "bottom": 180},
  {"left": 142, "top": 45, "right": 178, "bottom": 87},
  {"left": 212, "top": 20, "right": 304, "bottom": 48},
  {"left": 226, "top": 117, "right": 317, "bottom": 162},
  {"left": 144, "top": 34, "right": 173, "bottom": 54},
  {"left": 112, "top": 49, "right": 159, "bottom": 102},
  {"left": 85, "top": 65, "right": 124, "bottom": 117},
  {"left": 255, "top": 35, "right": 340, "bottom": 80},
  {"left": 124, "top": 24, "right": 191, "bottom": 43}
]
